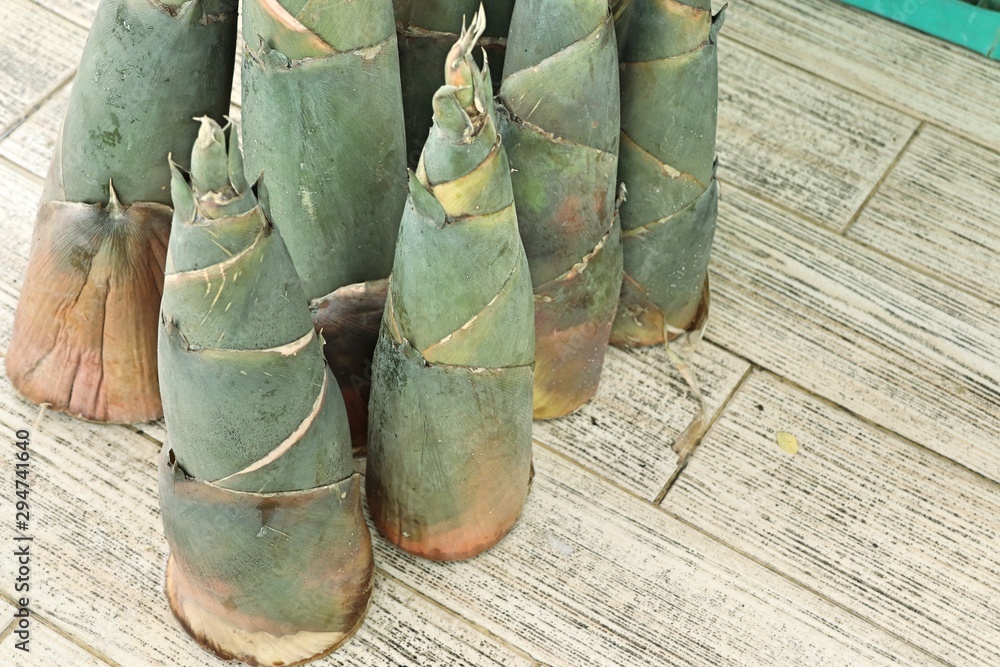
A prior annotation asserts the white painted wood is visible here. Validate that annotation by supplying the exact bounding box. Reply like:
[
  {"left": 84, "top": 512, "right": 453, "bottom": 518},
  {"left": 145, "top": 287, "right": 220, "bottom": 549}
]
[
  {"left": 718, "top": 38, "right": 919, "bottom": 230},
  {"left": 667, "top": 370, "right": 1000, "bottom": 666},
  {"left": 0, "top": 373, "right": 535, "bottom": 666},
  {"left": 373, "top": 446, "right": 945, "bottom": 667},
  {"left": 721, "top": 0, "right": 1000, "bottom": 151},
  {"left": 1, "top": 619, "right": 112, "bottom": 666},
  {"left": 533, "top": 342, "right": 749, "bottom": 500},
  {"left": 29, "top": 0, "right": 99, "bottom": 31},
  {"left": 0, "top": 83, "right": 69, "bottom": 179},
  {"left": 708, "top": 185, "right": 1000, "bottom": 482},
  {"left": 0, "top": 161, "right": 43, "bottom": 356},
  {"left": 849, "top": 125, "right": 1000, "bottom": 307},
  {"left": 0, "top": 0, "right": 85, "bottom": 133}
]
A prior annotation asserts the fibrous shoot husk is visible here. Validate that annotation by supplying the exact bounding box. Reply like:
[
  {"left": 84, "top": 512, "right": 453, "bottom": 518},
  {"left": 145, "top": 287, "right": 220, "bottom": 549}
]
[
  {"left": 367, "top": 10, "right": 535, "bottom": 561},
  {"left": 497, "top": 0, "right": 623, "bottom": 420},
  {"left": 158, "top": 119, "right": 373, "bottom": 666},
  {"left": 610, "top": 0, "right": 724, "bottom": 348},
  {"left": 6, "top": 0, "right": 238, "bottom": 423}
]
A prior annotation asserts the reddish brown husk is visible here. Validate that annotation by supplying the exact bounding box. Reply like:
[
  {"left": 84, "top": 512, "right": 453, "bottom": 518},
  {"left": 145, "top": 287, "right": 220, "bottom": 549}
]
[
  {"left": 532, "top": 216, "right": 622, "bottom": 420},
  {"left": 161, "top": 451, "right": 373, "bottom": 666},
  {"left": 310, "top": 279, "right": 389, "bottom": 456},
  {"left": 611, "top": 277, "right": 711, "bottom": 348},
  {"left": 7, "top": 192, "right": 170, "bottom": 423}
]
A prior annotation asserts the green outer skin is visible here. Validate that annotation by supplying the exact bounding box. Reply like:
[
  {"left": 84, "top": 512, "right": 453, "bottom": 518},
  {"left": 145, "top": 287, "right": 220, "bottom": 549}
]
[
  {"left": 159, "top": 125, "right": 353, "bottom": 493},
  {"left": 367, "top": 44, "right": 534, "bottom": 558},
  {"left": 57, "top": 0, "right": 238, "bottom": 206},
  {"left": 622, "top": 178, "right": 718, "bottom": 321},
  {"left": 394, "top": 0, "right": 515, "bottom": 165},
  {"left": 497, "top": 0, "right": 621, "bottom": 418},
  {"left": 367, "top": 333, "right": 533, "bottom": 560},
  {"left": 611, "top": 0, "right": 722, "bottom": 345},
  {"left": 158, "top": 121, "right": 372, "bottom": 664},
  {"left": 241, "top": 0, "right": 408, "bottom": 301},
  {"left": 160, "top": 450, "right": 374, "bottom": 645}
]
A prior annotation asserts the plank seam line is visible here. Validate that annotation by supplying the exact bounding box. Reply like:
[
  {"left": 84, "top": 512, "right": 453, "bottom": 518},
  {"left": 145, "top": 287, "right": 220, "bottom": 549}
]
[
  {"left": 530, "top": 436, "right": 666, "bottom": 506},
  {"left": 840, "top": 122, "right": 924, "bottom": 236},
  {"left": 29, "top": 0, "right": 94, "bottom": 32},
  {"left": 374, "top": 567, "right": 542, "bottom": 665},
  {"left": 532, "top": 418, "right": 952, "bottom": 665},
  {"left": 0, "top": 591, "right": 120, "bottom": 666},
  {"left": 0, "top": 154, "right": 45, "bottom": 186},
  {"left": 0, "top": 616, "right": 16, "bottom": 645},
  {"left": 702, "top": 359, "right": 1000, "bottom": 492},
  {"left": 718, "top": 178, "right": 999, "bottom": 314},
  {"left": 654, "top": 363, "right": 755, "bottom": 505},
  {"left": 656, "top": 507, "right": 957, "bottom": 667},
  {"left": 0, "top": 68, "right": 75, "bottom": 142},
  {"left": 120, "top": 423, "right": 166, "bottom": 450},
  {"left": 720, "top": 34, "right": 999, "bottom": 154}
]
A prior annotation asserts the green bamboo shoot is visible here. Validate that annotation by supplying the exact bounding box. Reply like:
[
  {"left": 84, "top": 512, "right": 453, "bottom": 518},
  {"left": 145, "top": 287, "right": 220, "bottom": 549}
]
[
  {"left": 497, "top": 0, "right": 623, "bottom": 419},
  {"left": 367, "top": 12, "right": 535, "bottom": 561},
  {"left": 241, "top": 0, "right": 408, "bottom": 303},
  {"left": 609, "top": 0, "right": 724, "bottom": 347},
  {"left": 158, "top": 119, "right": 372, "bottom": 665},
  {"left": 6, "top": 0, "right": 238, "bottom": 423}
]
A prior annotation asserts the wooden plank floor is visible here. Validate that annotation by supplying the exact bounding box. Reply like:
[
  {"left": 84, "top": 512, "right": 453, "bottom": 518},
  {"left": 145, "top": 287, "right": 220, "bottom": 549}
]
[{"left": 1, "top": 0, "right": 998, "bottom": 665}]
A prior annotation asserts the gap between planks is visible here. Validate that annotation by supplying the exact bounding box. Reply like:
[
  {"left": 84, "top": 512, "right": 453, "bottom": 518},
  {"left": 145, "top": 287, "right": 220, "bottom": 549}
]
[
  {"left": 715, "top": 175, "right": 1000, "bottom": 366},
  {"left": 653, "top": 363, "right": 755, "bottom": 504},
  {"left": 374, "top": 568, "right": 539, "bottom": 666},
  {"left": 720, "top": 27, "right": 1000, "bottom": 157},
  {"left": 0, "top": 69, "right": 74, "bottom": 142},
  {"left": 0, "top": 591, "right": 120, "bottom": 666},
  {"left": 839, "top": 122, "right": 925, "bottom": 236},
  {"left": 655, "top": 500, "right": 952, "bottom": 667}
]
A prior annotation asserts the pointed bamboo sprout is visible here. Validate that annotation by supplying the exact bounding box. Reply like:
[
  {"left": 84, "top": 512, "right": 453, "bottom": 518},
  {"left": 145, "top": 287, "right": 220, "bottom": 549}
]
[
  {"left": 497, "top": 0, "right": 623, "bottom": 419},
  {"left": 393, "top": 0, "right": 516, "bottom": 165},
  {"left": 6, "top": 0, "right": 238, "bottom": 423},
  {"left": 367, "top": 11, "right": 535, "bottom": 561},
  {"left": 158, "top": 119, "right": 373, "bottom": 666},
  {"left": 609, "top": 0, "right": 724, "bottom": 347}
]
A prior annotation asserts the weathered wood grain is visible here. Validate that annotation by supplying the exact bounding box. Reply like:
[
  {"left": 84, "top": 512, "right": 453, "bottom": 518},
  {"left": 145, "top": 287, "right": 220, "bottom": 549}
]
[
  {"left": 0, "top": 0, "right": 85, "bottom": 134},
  {"left": 374, "top": 446, "right": 944, "bottom": 667},
  {"left": 667, "top": 370, "right": 1000, "bottom": 666},
  {"left": 849, "top": 126, "right": 1000, "bottom": 307},
  {"left": 717, "top": 38, "right": 918, "bottom": 229},
  {"left": 0, "top": 161, "right": 43, "bottom": 356},
  {"left": 708, "top": 185, "right": 1000, "bottom": 482},
  {"left": 721, "top": 0, "right": 1000, "bottom": 151},
  {"left": 532, "top": 342, "right": 749, "bottom": 501},
  {"left": 29, "top": 0, "right": 99, "bottom": 31},
  {"left": 0, "top": 373, "right": 536, "bottom": 666},
  {"left": 0, "top": 83, "right": 69, "bottom": 179},
  {"left": 1, "top": 619, "right": 112, "bottom": 666}
]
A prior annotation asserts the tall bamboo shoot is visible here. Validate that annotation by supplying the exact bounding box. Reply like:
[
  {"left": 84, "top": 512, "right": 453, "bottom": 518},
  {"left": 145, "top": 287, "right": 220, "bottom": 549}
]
[
  {"left": 609, "top": 0, "right": 724, "bottom": 347},
  {"left": 158, "top": 119, "right": 372, "bottom": 666},
  {"left": 7, "top": 0, "right": 238, "bottom": 423},
  {"left": 497, "top": 0, "right": 623, "bottom": 419},
  {"left": 367, "top": 12, "right": 535, "bottom": 561}
]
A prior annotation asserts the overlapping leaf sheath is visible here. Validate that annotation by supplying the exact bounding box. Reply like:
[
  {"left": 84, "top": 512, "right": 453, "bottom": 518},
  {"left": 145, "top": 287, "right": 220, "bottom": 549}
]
[
  {"left": 497, "top": 0, "right": 623, "bottom": 420},
  {"left": 6, "top": 0, "right": 238, "bottom": 423},
  {"left": 367, "top": 14, "right": 535, "bottom": 561},
  {"left": 609, "top": 0, "right": 724, "bottom": 347},
  {"left": 393, "top": 0, "right": 515, "bottom": 165},
  {"left": 159, "top": 119, "right": 372, "bottom": 666},
  {"left": 241, "top": 0, "right": 408, "bottom": 452},
  {"left": 242, "top": 0, "right": 407, "bottom": 302}
]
